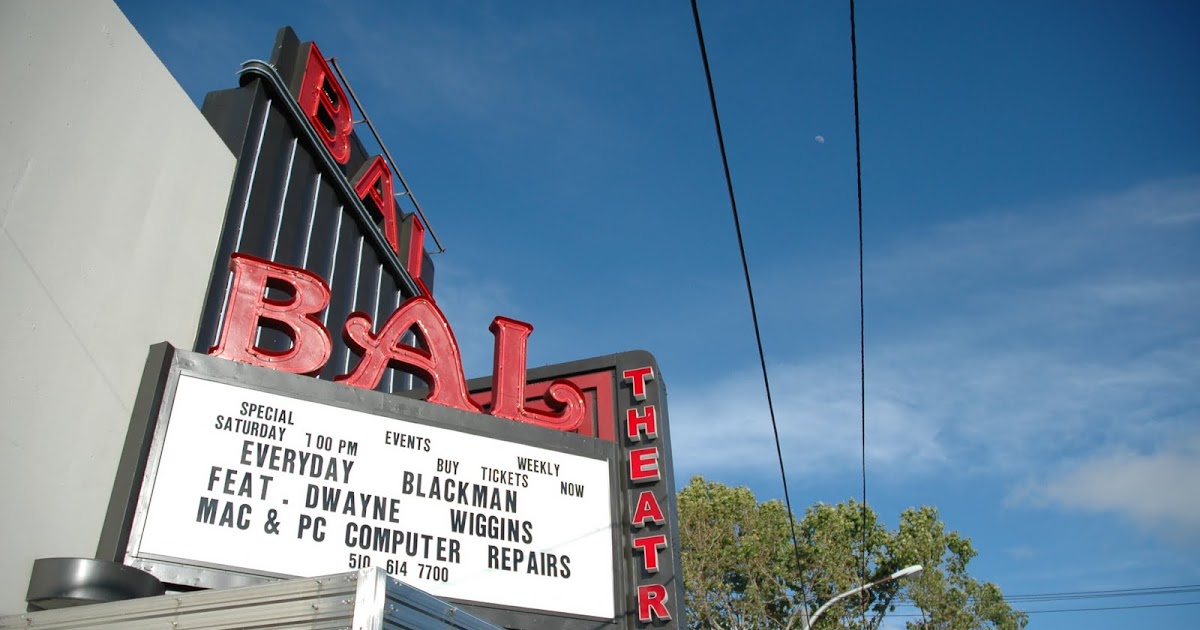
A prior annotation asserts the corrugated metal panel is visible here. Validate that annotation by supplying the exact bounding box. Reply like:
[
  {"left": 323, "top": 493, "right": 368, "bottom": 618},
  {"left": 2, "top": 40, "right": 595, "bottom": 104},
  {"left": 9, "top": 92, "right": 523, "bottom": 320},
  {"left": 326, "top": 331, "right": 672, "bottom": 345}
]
[
  {"left": 0, "top": 570, "right": 502, "bottom": 630},
  {"left": 375, "top": 573, "right": 504, "bottom": 630}
]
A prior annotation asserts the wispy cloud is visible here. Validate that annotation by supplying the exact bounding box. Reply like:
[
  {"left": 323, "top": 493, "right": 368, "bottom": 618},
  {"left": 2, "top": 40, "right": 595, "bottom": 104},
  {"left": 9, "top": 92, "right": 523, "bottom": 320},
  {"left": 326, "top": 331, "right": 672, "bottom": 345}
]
[
  {"left": 429, "top": 260, "right": 518, "bottom": 379},
  {"left": 670, "top": 177, "right": 1200, "bottom": 531},
  {"left": 1005, "top": 545, "right": 1037, "bottom": 560},
  {"left": 325, "top": 6, "right": 625, "bottom": 140},
  {"left": 1012, "top": 433, "right": 1200, "bottom": 545}
]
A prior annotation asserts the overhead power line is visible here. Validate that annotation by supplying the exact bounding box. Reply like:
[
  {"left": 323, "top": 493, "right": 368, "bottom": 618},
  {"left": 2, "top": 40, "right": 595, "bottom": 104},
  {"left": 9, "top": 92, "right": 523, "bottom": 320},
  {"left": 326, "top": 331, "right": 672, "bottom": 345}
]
[
  {"left": 848, "top": 0, "right": 870, "bottom": 622},
  {"left": 890, "top": 583, "right": 1200, "bottom": 606},
  {"left": 1019, "top": 601, "right": 1200, "bottom": 614},
  {"left": 1001, "top": 584, "right": 1200, "bottom": 602},
  {"left": 889, "top": 600, "right": 1200, "bottom": 616},
  {"left": 688, "top": 0, "right": 812, "bottom": 618}
]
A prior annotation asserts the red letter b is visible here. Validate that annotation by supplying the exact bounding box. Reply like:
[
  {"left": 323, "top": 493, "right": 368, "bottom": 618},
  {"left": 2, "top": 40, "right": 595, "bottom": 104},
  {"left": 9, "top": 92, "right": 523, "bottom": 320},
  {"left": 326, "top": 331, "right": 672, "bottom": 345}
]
[{"left": 209, "top": 254, "right": 332, "bottom": 375}]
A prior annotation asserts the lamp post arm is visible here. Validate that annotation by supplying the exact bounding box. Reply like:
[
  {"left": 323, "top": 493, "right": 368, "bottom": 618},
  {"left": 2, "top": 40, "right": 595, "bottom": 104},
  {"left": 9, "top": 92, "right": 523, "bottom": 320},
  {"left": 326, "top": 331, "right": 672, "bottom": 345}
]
[
  {"left": 801, "top": 565, "right": 923, "bottom": 630},
  {"left": 804, "top": 581, "right": 873, "bottom": 630}
]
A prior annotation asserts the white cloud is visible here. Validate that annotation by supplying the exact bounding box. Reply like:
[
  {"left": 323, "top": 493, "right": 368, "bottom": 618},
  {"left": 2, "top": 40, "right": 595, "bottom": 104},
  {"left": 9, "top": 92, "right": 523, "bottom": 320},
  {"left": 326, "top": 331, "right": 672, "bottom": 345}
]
[
  {"left": 670, "top": 357, "right": 950, "bottom": 481},
  {"left": 867, "top": 176, "right": 1200, "bottom": 297},
  {"left": 326, "top": 6, "right": 625, "bottom": 140},
  {"left": 671, "top": 335, "right": 1197, "bottom": 483},
  {"left": 1013, "top": 435, "right": 1200, "bottom": 544},
  {"left": 668, "top": 177, "right": 1200, "bottom": 499},
  {"left": 1005, "top": 545, "right": 1036, "bottom": 559}
]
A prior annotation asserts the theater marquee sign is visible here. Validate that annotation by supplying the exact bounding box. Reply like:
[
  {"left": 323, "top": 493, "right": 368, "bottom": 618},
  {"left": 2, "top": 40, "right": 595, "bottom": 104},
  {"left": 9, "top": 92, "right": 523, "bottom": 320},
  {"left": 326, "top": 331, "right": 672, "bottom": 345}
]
[
  {"left": 106, "top": 342, "right": 681, "bottom": 628},
  {"left": 114, "top": 347, "right": 617, "bottom": 619},
  {"left": 98, "top": 26, "right": 682, "bottom": 629}
]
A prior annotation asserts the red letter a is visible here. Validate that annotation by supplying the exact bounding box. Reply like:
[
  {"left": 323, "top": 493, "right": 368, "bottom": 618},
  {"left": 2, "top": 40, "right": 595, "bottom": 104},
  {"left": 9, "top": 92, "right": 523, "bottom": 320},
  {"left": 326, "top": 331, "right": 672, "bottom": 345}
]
[
  {"left": 209, "top": 254, "right": 332, "bottom": 374},
  {"left": 351, "top": 156, "right": 400, "bottom": 254},
  {"left": 337, "top": 297, "right": 482, "bottom": 414}
]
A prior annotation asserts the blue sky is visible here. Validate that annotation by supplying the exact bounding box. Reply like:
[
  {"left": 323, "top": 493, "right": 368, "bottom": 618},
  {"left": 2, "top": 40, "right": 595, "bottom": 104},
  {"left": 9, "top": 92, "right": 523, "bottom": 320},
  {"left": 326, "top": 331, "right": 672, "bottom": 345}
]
[{"left": 114, "top": 1, "right": 1199, "bottom": 627}]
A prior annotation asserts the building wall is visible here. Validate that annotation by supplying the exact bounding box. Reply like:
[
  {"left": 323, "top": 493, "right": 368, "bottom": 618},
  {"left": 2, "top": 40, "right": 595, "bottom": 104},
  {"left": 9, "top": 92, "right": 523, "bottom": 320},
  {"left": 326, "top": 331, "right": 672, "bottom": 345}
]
[{"left": 0, "top": 0, "right": 235, "bottom": 613}]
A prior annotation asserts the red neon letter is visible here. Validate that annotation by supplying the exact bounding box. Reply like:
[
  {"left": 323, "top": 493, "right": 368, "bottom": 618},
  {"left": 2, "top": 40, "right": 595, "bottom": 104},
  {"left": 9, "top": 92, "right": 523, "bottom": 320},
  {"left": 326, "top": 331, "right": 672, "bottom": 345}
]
[
  {"left": 337, "top": 297, "right": 482, "bottom": 414},
  {"left": 633, "top": 534, "right": 668, "bottom": 573},
  {"left": 400, "top": 213, "right": 430, "bottom": 295},
  {"left": 622, "top": 366, "right": 654, "bottom": 401},
  {"left": 209, "top": 254, "right": 331, "bottom": 375},
  {"left": 351, "top": 156, "right": 400, "bottom": 254},
  {"left": 488, "top": 316, "right": 585, "bottom": 431},
  {"left": 637, "top": 584, "right": 671, "bottom": 622},
  {"left": 629, "top": 447, "right": 661, "bottom": 483},
  {"left": 626, "top": 405, "right": 658, "bottom": 442},
  {"left": 631, "top": 490, "right": 666, "bottom": 528},
  {"left": 297, "top": 42, "right": 352, "bottom": 164}
]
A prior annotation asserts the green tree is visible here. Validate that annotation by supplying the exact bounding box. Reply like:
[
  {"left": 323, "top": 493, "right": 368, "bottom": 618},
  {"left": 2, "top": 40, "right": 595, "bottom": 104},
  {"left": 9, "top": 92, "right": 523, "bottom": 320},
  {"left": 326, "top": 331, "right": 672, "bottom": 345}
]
[{"left": 678, "top": 476, "right": 1027, "bottom": 630}]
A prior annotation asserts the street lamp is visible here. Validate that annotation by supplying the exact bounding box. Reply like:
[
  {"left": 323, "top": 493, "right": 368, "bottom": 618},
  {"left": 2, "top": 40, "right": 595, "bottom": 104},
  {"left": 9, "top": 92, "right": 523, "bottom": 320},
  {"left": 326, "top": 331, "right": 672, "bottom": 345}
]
[{"left": 802, "top": 564, "right": 924, "bottom": 630}]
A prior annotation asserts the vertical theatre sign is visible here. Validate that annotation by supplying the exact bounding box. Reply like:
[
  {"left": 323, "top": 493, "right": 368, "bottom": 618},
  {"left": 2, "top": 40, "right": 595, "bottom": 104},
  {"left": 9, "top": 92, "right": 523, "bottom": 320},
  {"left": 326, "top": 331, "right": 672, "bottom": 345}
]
[{"left": 99, "top": 27, "right": 683, "bottom": 629}]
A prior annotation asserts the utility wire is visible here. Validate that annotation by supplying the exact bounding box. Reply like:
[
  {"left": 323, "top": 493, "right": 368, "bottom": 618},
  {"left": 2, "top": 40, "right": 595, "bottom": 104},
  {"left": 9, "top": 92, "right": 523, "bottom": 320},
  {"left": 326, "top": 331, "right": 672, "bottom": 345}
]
[
  {"left": 1018, "top": 601, "right": 1200, "bottom": 614},
  {"left": 838, "top": 4, "right": 1194, "bottom": 625},
  {"left": 1003, "top": 584, "right": 1200, "bottom": 602},
  {"left": 689, "top": 0, "right": 811, "bottom": 618},
  {"left": 891, "top": 583, "right": 1200, "bottom": 605},
  {"left": 889, "top": 600, "right": 1200, "bottom": 616},
  {"left": 848, "top": 0, "right": 870, "bottom": 622}
]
